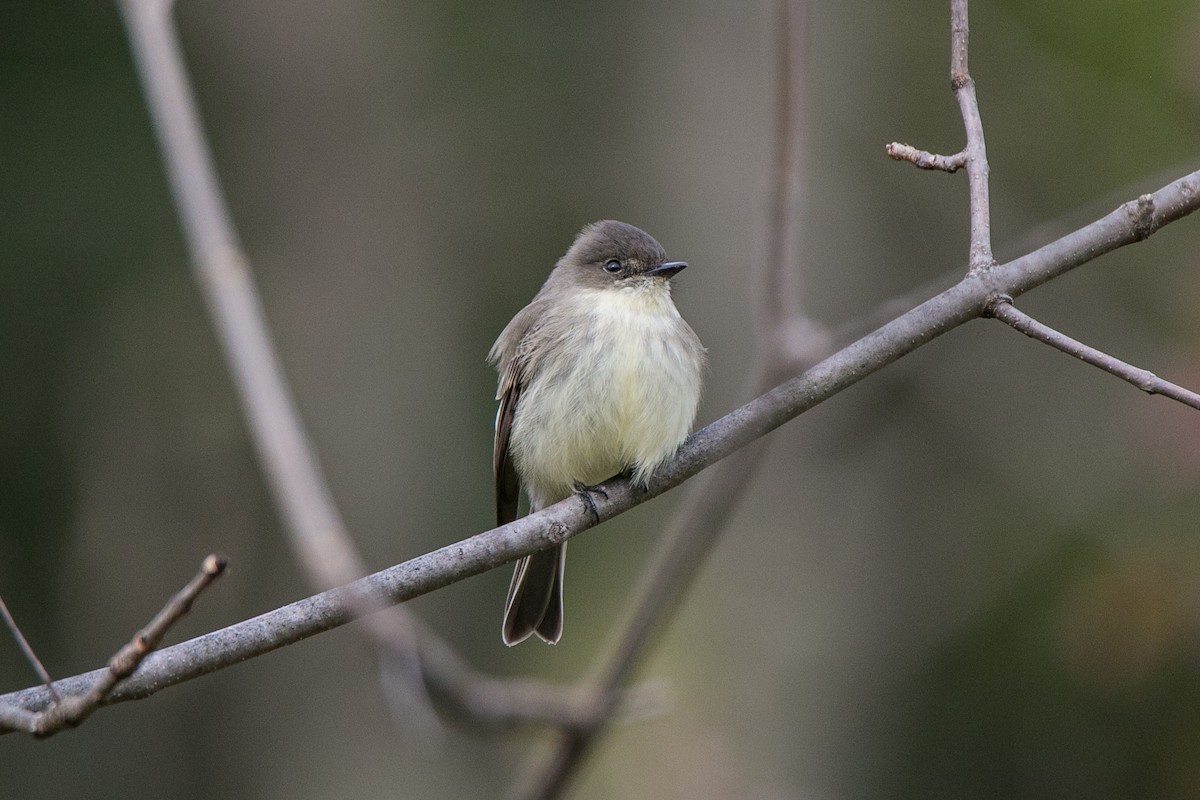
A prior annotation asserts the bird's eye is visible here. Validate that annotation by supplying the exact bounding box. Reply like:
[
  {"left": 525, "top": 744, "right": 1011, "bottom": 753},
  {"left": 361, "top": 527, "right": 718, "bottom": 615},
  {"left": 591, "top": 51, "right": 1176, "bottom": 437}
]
[{"left": 603, "top": 259, "right": 621, "bottom": 273}]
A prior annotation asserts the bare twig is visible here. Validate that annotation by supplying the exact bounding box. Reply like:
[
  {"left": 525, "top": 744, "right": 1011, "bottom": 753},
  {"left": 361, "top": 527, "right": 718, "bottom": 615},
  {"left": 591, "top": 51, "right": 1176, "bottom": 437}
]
[
  {"left": 0, "top": 596, "right": 58, "bottom": 702},
  {"left": 4, "top": 554, "right": 227, "bottom": 738},
  {"left": 950, "top": 0, "right": 994, "bottom": 271},
  {"left": 986, "top": 297, "right": 1200, "bottom": 410},
  {"left": 887, "top": 0, "right": 993, "bottom": 271},
  {"left": 886, "top": 142, "right": 966, "bottom": 173}
]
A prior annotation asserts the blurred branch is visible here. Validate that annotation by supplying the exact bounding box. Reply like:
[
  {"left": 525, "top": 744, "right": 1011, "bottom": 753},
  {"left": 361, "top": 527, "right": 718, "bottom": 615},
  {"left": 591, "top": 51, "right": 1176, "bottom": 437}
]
[
  {"left": 115, "top": 0, "right": 434, "bottom": 733},
  {"left": 986, "top": 296, "right": 1200, "bottom": 410},
  {"left": 1, "top": 165, "right": 1198, "bottom": 733},
  {"left": 513, "top": 446, "right": 774, "bottom": 800},
  {"left": 760, "top": 0, "right": 830, "bottom": 371},
  {"left": 1, "top": 555, "right": 226, "bottom": 737},
  {"left": 116, "top": 0, "right": 599, "bottom": 735},
  {"left": 517, "top": 1, "right": 1177, "bottom": 791},
  {"left": 415, "top": 613, "right": 671, "bottom": 730},
  {"left": 516, "top": 0, "right": 822, "bottom": 796}
]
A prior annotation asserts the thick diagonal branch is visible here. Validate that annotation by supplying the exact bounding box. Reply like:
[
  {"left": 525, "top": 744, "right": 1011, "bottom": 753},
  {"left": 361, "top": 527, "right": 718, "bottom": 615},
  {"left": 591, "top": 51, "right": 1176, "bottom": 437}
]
[{"left": 4, "top": 64, "right": 1195, "bottom": 744}]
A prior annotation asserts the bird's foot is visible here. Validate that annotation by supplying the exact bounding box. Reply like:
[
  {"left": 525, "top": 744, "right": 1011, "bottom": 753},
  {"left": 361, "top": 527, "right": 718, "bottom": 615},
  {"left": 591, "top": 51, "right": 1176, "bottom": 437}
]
[{"left": 572, "top": 481, "right": 609, "bottom": 523}]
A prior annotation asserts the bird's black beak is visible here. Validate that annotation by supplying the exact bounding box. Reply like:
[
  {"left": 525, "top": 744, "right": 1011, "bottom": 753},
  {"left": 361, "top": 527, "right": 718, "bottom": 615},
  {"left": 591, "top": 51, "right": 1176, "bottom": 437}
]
[{"left": 648, "top": 261, "right": 687, "bottom": 278}]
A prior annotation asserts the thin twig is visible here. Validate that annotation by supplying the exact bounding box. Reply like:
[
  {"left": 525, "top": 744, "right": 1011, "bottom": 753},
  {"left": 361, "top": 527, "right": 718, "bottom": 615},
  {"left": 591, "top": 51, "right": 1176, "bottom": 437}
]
[
  {"left": 0, "top": 596, "right": 59, "bottom": 702},
  {"left": 886, "top": 2, "right": 993, "bottom": 270},
  {"left": 986, "top": 297, "right": 1200, "bottom": 410},
  {"left": 4, "top": 555, "right": 227, "bottom": 738},
  {"left": 950, "top": 0, "right": 994, "bottom": 272},
  {"left": 2, "top": 167, "right": 1197, "bottom": 735},
  {"left": 886, "top": 142, "right": 966, "bottom": 173}
]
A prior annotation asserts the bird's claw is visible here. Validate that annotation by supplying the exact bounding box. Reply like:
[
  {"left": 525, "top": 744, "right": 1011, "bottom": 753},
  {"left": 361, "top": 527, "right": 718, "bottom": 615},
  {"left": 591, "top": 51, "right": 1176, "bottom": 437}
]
[{"left": 573, "top": 481, "right": 608, "bottom": 523}]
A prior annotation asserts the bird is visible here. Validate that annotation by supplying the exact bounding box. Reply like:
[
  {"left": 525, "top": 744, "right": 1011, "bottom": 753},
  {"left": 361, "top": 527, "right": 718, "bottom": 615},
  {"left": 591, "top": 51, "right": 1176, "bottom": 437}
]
[{"left": 490, "top": 220, "right": 705, "bottom": 645}]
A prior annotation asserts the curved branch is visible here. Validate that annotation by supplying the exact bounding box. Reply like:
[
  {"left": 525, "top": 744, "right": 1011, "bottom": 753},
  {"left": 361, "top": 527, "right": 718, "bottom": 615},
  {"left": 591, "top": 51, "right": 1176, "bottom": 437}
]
[{"left": 116, "top": 0, "right": 593, "bottom": 733}]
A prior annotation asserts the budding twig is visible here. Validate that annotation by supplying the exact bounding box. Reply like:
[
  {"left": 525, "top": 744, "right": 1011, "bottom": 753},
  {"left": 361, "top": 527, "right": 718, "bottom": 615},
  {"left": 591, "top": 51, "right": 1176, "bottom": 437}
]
[{"left": 886, "top": 142, "right": 966, "bottom": 173}]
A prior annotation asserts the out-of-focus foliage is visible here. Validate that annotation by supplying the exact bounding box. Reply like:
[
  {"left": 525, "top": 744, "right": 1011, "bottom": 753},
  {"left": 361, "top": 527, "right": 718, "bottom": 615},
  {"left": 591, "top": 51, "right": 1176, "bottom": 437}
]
[{"left": 2, "top": 2, "right": 1199, "bottom": 798}]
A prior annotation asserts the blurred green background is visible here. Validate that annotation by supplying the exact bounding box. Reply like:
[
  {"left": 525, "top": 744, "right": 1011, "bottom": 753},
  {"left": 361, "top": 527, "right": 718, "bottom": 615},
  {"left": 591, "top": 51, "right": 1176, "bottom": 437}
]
[{"left": 3, "top": 1, "right": 1200, "bottom": 798}]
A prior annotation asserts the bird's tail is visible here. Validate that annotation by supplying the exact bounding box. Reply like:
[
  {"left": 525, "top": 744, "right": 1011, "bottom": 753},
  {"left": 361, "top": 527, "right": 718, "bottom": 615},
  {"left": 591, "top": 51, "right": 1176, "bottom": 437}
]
[{"left": 502, "top": 543, "right": 566, "bottom": 645}]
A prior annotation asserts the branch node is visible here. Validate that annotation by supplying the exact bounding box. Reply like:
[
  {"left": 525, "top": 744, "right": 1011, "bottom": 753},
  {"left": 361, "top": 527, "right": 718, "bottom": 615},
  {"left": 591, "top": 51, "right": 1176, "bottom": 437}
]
[
  {"left": 1131, "top": 193, "right": 1158, "bottom": 240},
  {"left": 545, "top": 521, "right": 570, "bottom": 546},
  {"left": 982, "top": 293, "right": 1014, "bottom": 318}
]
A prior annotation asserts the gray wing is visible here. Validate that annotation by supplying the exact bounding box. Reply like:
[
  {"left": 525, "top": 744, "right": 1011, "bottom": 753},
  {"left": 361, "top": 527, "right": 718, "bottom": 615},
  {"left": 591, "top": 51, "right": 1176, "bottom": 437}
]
[{"left": 491, "top": 301, "right": 544, "bottom": 526}]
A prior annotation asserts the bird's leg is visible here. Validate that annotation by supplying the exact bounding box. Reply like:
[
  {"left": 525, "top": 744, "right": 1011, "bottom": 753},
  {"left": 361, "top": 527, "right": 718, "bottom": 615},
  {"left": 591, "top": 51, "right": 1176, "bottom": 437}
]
[{"left": 572, "top": 481, "right": 609, "bottom": 523}]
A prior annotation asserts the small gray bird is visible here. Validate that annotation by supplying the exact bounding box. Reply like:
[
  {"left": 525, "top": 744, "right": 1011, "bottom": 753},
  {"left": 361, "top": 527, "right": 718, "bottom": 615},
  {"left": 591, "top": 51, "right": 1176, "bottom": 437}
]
[{"left": 490, "top": 220, "right": 705, "bottom": 645}]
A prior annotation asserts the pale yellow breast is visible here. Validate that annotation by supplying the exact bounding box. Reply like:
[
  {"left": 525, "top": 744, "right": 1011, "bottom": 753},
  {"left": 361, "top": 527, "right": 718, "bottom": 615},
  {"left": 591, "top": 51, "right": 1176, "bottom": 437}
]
[{"left": 510, "top": 285, "right": 703, "bottom": 508}]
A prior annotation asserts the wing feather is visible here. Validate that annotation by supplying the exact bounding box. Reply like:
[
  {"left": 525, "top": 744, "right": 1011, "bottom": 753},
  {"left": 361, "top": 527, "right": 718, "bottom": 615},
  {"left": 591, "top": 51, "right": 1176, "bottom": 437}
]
[{"left": 493, "top": 356, "right": 524, "bottom": 526}]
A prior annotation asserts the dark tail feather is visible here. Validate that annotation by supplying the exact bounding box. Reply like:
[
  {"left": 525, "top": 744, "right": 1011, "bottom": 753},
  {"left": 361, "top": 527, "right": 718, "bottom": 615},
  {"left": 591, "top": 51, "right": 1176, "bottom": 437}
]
[{"left": 502, "top": 543, "right": 566, "bottom": 645}]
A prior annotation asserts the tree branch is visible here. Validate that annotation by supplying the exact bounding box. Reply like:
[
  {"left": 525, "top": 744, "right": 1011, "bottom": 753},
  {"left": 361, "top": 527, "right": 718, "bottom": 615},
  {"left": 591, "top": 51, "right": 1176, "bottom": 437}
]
[
  {"left": 2, "top": 167, "right": 1197, "bottom": 733},
  {"left": 887, "top": 1, "right": 993, "bottom": 269},
  {"left": 115, "top": 0, "right": 432, "bottom": 716},
  {"left": 986, "top": 296, "right": 1200, "bottom": 410}
]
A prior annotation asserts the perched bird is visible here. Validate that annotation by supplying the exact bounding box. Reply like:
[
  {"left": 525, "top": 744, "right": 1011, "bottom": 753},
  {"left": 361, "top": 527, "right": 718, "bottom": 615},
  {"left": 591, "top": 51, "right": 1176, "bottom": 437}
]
[{"left": 490, "top": 220, "right": 705, "bottom": 645}]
